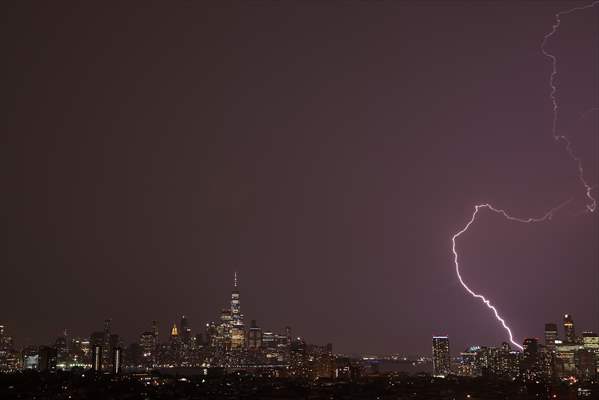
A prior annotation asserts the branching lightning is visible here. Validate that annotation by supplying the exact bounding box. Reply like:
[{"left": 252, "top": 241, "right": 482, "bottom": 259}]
[
  {"left": 452, "top": 202, "right": 570, "bottom": 351},
  {"left": 452, "top": 2, "right": 598, "bottom": 350},
  {"left": 541, "top": 1, "right": 599, "bottom": 213}
]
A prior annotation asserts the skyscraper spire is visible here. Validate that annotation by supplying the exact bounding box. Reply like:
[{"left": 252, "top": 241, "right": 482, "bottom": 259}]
[{"left": 230, "top": 272, "right": 244, "bottom": 350}]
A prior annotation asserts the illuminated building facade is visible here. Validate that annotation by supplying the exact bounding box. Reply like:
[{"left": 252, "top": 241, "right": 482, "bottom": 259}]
[
  {"left": 544, "top": 323, "right": 558, "bottom": 352},
  {"left": 520, "top": 338, "right": 542, "bottom": 380},
  {"left": 0, "top": 325, "right": 19, "bottom": 372},
  {"left": 457, "top": 346, "right": 478, "bottom": 377},
  {"left": 215, "top": 309, "right": 232, "bottom": 350},
  {"left": 112, "top": 347, "right": 122, "bottom": 374},
  {"left": 139, "top": 330, "right": 157, "bottom": 367},
  {"left": 262, "top": 331, "right": 290, "bottom": 362},
  {"left": 54, "top": 331, "right": 69, "bottom": 368},
  {"left": 22, "top": 346, "right": 39, "bottom": 370},
  {"left": 575, "top": 349, "right": 596, "bottom": 381},
  {"left": 582, "top": 332, "right": 599, "bottom": 374},
  {"left": 457, "top": 343, "right": 519, "bottom": 378},
  {"left": 563, "top": 314, "right": 575, "bottom": 344},
  {"left": 555, "top": 341, "right": 579, "bottom": 377},
  {"left": 432, "top": 336, "right": 450, "bottom": 377},
  {"left": 3, "top": 275, "right": 326, "bottom": 372},
  {"left": 91, "top": 344, "right": 102, "bottom": 372},
  {"left": 180, "top": 315, "right": 191, "bottom": 346},
  {"left": 230, "top": 272, "right": 245, "bottom": 350}
]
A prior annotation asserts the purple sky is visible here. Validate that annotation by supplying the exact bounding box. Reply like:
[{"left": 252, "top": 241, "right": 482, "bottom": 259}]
[{"left": 2, "top": 1, "right": 598, "bottom": 355}]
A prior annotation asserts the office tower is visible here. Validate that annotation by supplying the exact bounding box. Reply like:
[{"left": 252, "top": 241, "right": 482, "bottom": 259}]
[
  {"left": 289, "top": 337, "right": 309, "bottom": 378},
  {"left": 498, "top": 342, "right": 520, "bottom": 378},
  {"left": 575, "top": 349, "right": 596, "bottom": 381},
  {"left": 91, "top": 345, "right": 102, "bottom": 372},
  {"left": 78, "top": 339, "right": 91, "bottom": 364},
  {"left": 0, "top": 325, "right": 16, "bottom": 371},
  {"left": 180, "top": 316, "right": 191, "bottom": 345},
  {"left": 432, "top": 336, "right": 451, "bottom": 377},
  {"left": 140, "top": 331, "right": 157, "bottom": 366},
  {"left": 457, "top": 346, "right": 479, "bottom": 377},
  {"left": 169, "top": 323, "right": 182, "bottom": 365},
  {"left": 230, "top": 272, "right": 245, "bottom": 350},
  {"left": 22, "top": 346, "right": 39, "bottom": 370},
  {"left": 582, "top": 332, "right": 599, "bottom": 350},
  {"left": 563, "top": 314, "right": 576, "bottom": 344},
  {"left": 555, "top": 340, "right": 578, "bottom": 378},
  {"left": 248, "top": 320, "right": 263, "bottom": 350},
  {"left": 93, "top": 319, "right": 112, "bottom": 370},
  {"left": 216, "top": 309, "right": 232, "bottom": 350},
  {"left": 91, "top": 324, "right": 108, "bottom": 369},
  {"left": 112, "top": 347, "right": 122, "bottom": 374},
  {"left": 545, "top": 323, "right": 558, "bottom": 352},
  {"left": 206, "top": 322, "right": 218, "bottom": 347},
  {"left": 311, "top": 344, "right": 335, "bottom": 379},
  {"left": 38, "top": 346, "right": 57, "bottom": 372},
  {"left": 260, "top": 330, "right": 289, "bottom": 362},
  {"left": 54, "top": 333, "right": 69, "bottom": 366},
  {"left": 581, "top": 332, "right": 599, "bottom": 376},
  {"left": 170, "top": 323, "right": 180, "bottom": 348},
  {"left": 521, "top": 338, "right": 541, "bottom": 380},
  {"left": 0, "top": 325, "right": 13, "bottom": 350},
  {"left": 90, "top": 325, "right": 112, "bottom": 371}
]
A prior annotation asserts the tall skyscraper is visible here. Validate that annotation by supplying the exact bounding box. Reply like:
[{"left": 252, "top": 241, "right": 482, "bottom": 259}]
[
  {"left": 90, "top": 331, "right": 105, "bottom": 371},
  {"left": 544, "top": 323, "right": 558, "bottom": 352},
  {"left": 248, "top": 320, "right": 263, "bottom": 350},
  {"left": 180, "top": 316, "right": 191, "bottom": 345},
  {"left": 206, "top": 322, "right": 218, "bottom": 347},
  {"left": 563, "top": 314, "right": 576, "bottom": 344},
  {"left": 169, "top": 323, "right": 182, "bottom": 365},
  {"left": 91, "top": 345, "right": 102, "bottom": 372},
  {"left": 139, "top": 331, "right": 157, "bottom": 367},
  {"left": 230, "top": 272, "right": 245, "bottom": 350},
  {"left": 103, "top": 319, "right": 113, "bottom": 370},
  {"left": 0, "top": 325, "right": 13, "bottom": 350},
  {"left": 216, "top": 309, "right": 232, "bottom": 350},
  {"left": 112, "top": 347, "right": 122, "bottom": 374},
  {"left": 521, "top": 338, "right": 541, "bottom": 380},
  {"left": 432, "top": 336, "right": 451, "bottom": 377}
]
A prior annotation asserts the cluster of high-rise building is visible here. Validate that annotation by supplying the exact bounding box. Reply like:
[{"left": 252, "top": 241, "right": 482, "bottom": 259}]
[
  {"left": 0, "top": 274, "right": 336, "bottom": 379},
  {"left": 3, "top": 284, "right": 598, "bottom": 386},
  {"left": 432, "top": 313, "right": 599, "bottom": 382},
  {"left": 0, "top": 325, "right": 20, "bottom": 371}
]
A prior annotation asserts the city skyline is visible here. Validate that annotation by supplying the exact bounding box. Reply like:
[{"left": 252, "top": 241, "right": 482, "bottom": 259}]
[
  {"left": 2, "top": 1, "right": 598, "bottom": 356},
  {"left": 1, "top": 272, "right": 596, "bottom": 359}
]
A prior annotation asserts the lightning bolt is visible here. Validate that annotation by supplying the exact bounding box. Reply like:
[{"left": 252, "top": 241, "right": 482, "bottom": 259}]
[
  {"left": 541, "top": 1, "right": 599, "bottom": 213},
  {"left": 452, "top": 2, "right": 598, "bottom": 351},
  {"left": 452, "top": 201, "right": 570, "bottom": 351}
]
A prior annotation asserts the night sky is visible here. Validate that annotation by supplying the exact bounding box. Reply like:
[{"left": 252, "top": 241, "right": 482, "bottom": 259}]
[{"left": 2, "top": 1, "right": 598, "bottom": 355}]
